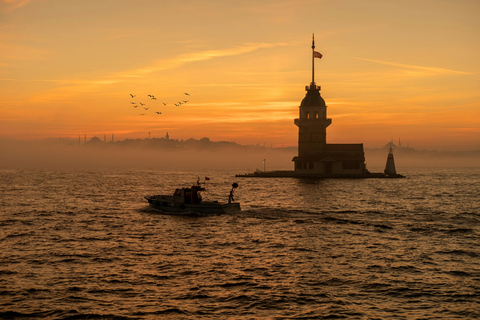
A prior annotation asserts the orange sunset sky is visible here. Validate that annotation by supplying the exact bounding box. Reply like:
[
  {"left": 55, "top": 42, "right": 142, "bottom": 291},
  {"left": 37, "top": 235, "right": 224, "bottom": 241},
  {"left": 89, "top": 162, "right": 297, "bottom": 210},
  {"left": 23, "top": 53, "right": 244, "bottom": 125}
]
[{"left": 1, "top": 0, "right": 479, "bottom": 150}]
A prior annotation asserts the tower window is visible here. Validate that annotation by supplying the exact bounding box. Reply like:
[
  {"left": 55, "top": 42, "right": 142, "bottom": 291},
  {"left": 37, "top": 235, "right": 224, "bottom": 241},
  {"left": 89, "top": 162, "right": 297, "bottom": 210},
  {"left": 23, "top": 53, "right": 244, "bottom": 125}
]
[
  {"left": 315, "top": 112, "right": 319, "bottom": 119},
  {"left": 305, "top": 112, "right": 310, "bottom": 119}
]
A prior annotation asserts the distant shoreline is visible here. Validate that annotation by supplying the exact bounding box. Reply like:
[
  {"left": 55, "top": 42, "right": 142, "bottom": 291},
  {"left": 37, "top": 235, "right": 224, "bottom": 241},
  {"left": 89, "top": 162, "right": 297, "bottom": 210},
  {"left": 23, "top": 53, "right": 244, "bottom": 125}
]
[{"left": 1, "top": 137, "right": 479, "bottom": 170}]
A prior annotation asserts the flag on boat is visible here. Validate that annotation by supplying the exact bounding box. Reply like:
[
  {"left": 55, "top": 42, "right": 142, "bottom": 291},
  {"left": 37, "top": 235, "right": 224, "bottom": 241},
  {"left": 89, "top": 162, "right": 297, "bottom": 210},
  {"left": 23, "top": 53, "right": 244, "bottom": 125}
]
[{"left": 314, "top": 51, "right": 322, "bottom": 59}]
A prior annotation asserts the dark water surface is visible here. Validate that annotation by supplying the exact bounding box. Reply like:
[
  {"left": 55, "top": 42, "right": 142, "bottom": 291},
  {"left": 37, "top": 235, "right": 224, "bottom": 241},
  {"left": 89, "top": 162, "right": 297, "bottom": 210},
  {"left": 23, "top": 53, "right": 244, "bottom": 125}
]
[{"left": 1, "top": 167, "right": 479, "bottom": 319}]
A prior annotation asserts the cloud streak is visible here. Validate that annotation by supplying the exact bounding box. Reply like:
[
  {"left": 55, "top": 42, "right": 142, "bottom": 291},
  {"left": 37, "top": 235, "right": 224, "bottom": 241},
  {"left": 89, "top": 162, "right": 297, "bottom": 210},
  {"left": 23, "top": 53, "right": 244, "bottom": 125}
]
[
  {"left": 119, "top": 42, "right": 287, "bottom": 78},
  {"left": 355, "top": 57, "right": 472, "bottom": 76},
  {"left": 29, "top": 42, "right": 287, "bottom": 101},
  {"left": 2, "top": 0, "right": 39, "bottom": 11}
]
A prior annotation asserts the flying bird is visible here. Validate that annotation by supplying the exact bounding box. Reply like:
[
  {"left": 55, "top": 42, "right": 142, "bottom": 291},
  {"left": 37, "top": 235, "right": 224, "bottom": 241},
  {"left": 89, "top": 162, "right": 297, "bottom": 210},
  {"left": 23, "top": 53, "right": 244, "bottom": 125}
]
[
  {"left": 147, "top": 95, "right": 153, "bottom": 97},
  {"left": 151, "top": 97, "right": 157, "bottom": 100},
  {"left": 130, "top": 102, "right": 136, "bottom": 104},
  {"left": 130, "top": 94, "right": 136, "bottom": 98},
  {"left": 156, "top": 112, "right": 162, "bottom": 114},
  {"left": 133, "top": 105, "right": 138, "bottom": 108},
  {"left": 140, "top": 103, "right": 145, "bottom": 106},
  {"left": 184, "top": 93, "right": 189, "bottom": 96},
  {"left": 183, "top": 100, "right": 188, "bottom": 103},
  {"left": 163, "top": 102, "right": 167, "bottom": 106},
  {"left": 144, "top": 107, "right": 149, "bottom": 110}
]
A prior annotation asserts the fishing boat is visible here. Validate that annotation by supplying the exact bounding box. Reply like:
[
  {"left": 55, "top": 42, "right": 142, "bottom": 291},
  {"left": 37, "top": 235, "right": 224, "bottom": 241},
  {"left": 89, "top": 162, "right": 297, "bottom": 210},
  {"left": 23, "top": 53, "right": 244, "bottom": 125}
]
[{"left": 145, "top": 180, "right": 240, "bottom": 215}]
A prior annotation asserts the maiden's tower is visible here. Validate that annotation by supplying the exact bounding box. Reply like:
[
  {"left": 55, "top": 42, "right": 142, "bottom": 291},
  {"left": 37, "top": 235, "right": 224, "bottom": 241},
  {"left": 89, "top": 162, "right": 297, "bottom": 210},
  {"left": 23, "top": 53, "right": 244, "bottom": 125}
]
[
  {"left": 237, "top": 35, "right": 402, "bottom": 179},
  {"left": 292, "top": 35, "right": 367, "bottom": 176}
]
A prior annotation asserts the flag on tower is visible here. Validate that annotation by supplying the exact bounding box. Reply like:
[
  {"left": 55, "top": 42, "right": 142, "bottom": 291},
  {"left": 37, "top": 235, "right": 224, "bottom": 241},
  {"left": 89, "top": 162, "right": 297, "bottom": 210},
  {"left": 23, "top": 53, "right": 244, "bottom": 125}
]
[{"left": 314, "top": 51, "right": 322, "bottom": 59}]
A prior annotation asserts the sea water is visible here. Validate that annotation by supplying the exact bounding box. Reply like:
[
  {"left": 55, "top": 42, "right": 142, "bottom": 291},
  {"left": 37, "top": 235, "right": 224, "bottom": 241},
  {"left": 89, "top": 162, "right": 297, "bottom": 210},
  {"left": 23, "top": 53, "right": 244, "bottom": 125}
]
[{"left": 1, "top": 167, "right": 479, "bottom": 319}]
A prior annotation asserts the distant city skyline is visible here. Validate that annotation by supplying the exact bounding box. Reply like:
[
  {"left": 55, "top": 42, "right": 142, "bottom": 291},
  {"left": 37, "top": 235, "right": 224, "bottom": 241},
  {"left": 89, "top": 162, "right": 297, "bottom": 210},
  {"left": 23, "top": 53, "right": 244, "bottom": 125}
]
[
  {"left": 32, "top": 134, "right": 479, "bottom": 157},
  {"left": 1, "top": 0, "right": 479, "bottom": 151}
]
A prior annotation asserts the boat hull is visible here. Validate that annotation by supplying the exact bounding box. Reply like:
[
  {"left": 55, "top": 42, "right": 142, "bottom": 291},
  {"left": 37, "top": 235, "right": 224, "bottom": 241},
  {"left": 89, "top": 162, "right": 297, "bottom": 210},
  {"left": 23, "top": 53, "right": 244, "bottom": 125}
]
[{"left": 145, "top": 195, "right": 241, "bottom": 215}]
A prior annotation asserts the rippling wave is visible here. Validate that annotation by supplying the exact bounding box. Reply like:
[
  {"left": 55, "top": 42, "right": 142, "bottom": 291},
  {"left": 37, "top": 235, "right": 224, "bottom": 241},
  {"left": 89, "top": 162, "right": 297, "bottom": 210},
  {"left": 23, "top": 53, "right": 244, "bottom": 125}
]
[{"left": 1, "top": 167, "right": 479, "bottom": 319}]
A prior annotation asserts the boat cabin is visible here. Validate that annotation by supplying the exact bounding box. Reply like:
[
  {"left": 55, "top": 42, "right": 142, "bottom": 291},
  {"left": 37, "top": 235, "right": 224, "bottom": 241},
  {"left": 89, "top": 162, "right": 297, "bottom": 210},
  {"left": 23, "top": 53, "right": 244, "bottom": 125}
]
[{"left": 173, "top": 186, "right": 204, "bottom": 204}]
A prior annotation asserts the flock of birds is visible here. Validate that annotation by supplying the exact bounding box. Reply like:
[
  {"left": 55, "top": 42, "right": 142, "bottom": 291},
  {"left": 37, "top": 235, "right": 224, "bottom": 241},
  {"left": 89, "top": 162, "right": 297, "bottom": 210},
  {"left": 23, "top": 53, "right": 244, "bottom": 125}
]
[{"left": 128, "top": 93, "right": 190, "bottom": 116}]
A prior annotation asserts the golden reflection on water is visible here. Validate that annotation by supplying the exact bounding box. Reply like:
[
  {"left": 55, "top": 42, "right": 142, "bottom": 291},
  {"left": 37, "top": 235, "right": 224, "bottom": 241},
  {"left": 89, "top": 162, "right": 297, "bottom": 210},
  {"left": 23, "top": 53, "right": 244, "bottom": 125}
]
[{"left": 0, "top": 167, "right": 479, "bottom": 318}]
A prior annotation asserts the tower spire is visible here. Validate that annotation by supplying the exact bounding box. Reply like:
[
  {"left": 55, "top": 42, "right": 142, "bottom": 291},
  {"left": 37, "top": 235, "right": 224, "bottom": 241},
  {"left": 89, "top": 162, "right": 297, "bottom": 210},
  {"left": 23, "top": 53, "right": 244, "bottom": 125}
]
[{"left": 311, "top": 33, "right": 315, "bottom": 86}]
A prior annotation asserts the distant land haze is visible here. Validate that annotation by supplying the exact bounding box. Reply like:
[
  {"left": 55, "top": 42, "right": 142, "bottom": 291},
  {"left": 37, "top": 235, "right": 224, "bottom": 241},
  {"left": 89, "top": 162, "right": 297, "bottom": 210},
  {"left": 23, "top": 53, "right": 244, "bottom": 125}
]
[{"left": 1, "top": 136, "right": 478, "bottom": 170}]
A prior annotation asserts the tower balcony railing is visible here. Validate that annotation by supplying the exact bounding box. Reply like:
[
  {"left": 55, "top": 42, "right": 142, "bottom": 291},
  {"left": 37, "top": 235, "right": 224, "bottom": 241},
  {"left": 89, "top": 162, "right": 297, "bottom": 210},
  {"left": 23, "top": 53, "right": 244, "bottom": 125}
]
[
  {"left": 294, "top": 118, "right": 332, "bottom": 127},
  {"left": 306, "top": 84, "right": 320, "bottom": 91}
]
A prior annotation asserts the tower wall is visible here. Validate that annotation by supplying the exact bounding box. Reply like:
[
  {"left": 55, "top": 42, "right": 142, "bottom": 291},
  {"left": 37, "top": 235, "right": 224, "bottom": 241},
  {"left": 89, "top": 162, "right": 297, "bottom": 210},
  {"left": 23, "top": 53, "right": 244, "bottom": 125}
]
[
  {"left": 294, "top": 84, "right": 331, "bottom": 157},
  {"left": 292, "top": 84, "right": 366, "bottom": 176}
]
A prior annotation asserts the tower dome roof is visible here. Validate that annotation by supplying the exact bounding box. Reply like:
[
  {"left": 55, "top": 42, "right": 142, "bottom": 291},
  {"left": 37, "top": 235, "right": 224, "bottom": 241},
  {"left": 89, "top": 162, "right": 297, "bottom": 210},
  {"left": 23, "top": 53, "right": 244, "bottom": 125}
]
[{"left": 301, "top": 85, "right": 326, "bottom": 107}]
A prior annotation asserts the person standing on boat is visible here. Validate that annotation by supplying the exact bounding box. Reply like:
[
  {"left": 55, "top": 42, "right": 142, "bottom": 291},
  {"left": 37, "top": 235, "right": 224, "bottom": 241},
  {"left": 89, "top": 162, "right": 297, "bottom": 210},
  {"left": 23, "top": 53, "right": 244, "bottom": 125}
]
[{"left": 228, "top": 183, "right": 238, "bottom": 204}]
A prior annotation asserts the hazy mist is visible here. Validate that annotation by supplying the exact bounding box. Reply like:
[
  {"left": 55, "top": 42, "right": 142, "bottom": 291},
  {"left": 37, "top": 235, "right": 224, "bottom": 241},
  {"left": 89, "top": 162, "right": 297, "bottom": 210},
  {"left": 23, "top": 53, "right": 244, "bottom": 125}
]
[
  {"left": 0, "top": 139, "right": 293, "bottom": 171},
  {"left": 1, "top": 138, "right": 479, "bottom": 171}
]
